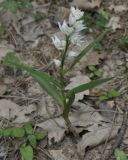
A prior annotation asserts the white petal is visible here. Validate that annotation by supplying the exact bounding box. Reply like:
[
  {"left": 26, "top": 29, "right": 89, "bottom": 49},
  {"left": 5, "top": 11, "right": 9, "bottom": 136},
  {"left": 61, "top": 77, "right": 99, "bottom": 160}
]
[
  {"left": 58, "top": 20, "right": 74, "bottom": 35},
  {"left": 52, "top": 35, "right": 66, "bottom": 50},
  {"left": 70, "top": 33, "right": 84, "bottom": 46},
  {"left": 53, "top": 59, "right": 61, "bottom": 67},
  {"left": 69, "top": 7, "right": 84, "bottom": 25},
  {"left": 74, "top": 20, "right": 86, "bottom": 32}
]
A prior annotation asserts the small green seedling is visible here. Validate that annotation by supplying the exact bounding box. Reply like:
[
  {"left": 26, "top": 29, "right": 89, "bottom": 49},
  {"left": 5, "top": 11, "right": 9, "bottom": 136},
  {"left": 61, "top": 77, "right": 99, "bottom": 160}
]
[
  {"left": 95, "top": 10, "right": 110, "bottom": 30},
  {"left": 87, "top": 65, "right": 103, "bottom": 78},
  {"left": 114, "top": 149, "right": 128, "bottom": 160},
  {"left": 0, "top": 123, "right": 47, "bottom": 160},
  {"left": 100, "top": 89, "right": 121, "bottom": 101},
  {"left": 83, "top": 10, "right": 110, "bottom": 32},
  {"left": 118, "top": 36, "right": 128, "bottom": 51}
]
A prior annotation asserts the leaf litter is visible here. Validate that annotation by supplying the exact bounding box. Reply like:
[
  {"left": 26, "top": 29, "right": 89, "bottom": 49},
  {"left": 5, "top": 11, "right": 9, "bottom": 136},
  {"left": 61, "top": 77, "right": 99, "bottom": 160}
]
[
  {"left": 0, "top": 0, "right": 128, "bottom": 159},
  {"left": 37, "top": 101, "right": 121, "bottom": 156}
]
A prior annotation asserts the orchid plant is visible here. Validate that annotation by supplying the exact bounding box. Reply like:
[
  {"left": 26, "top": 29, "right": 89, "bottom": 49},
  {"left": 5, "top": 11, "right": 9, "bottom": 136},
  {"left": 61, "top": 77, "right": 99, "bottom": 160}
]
[{"left": 3, "top": 7, "right": 112, "bottom": 137}]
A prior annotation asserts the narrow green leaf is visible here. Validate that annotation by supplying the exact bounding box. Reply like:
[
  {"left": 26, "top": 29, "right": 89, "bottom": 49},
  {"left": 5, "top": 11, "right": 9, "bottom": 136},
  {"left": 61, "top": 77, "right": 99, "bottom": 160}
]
[
  {"left": 66, "top": 29, "right": 110, "bottom": 72},
  {"left": 28, "top": 135, "right": 37, "bottom": 148},
  {"left": 68, "top": 78, "right": 113, "bottom": 96},
  {"left": 3, "top": 53, "right": 64, "bottom": 108},
  {"left": 34, "top": 132, "right": 47, "bottom": 140},
  {"left": 24, "top": 123, "right": 33, "bottom": 135},
  {"left": 114, "top": 149, "right": 128, "bottom": 160},
  {"left": 20, "top": 146, "right": 33, "bottom": 160},
  {"left": 11, "top": 127, "right": 25, "bottom": 138}
]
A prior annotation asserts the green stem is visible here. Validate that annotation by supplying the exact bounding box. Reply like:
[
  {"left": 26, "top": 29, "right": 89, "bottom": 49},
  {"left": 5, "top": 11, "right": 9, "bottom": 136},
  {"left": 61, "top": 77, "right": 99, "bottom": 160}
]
[
  {"left": 59, "top": 36, "right": 70, "bottom": 106},
  {"left": 59, "top": 36, "right": 79, "bottom": 139}
]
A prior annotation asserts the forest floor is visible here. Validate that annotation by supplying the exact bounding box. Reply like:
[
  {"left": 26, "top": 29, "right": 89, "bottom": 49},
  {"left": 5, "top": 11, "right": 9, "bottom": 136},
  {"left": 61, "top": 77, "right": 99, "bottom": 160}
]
[{"left": 0, "top": 0, "right": 128, "bottom": 160}]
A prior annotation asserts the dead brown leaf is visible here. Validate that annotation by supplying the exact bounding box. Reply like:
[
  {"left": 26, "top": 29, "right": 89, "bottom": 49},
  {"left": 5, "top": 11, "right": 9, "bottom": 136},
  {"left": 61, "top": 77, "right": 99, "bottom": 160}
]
[
  {"left": 109, "top": 5, "right": 127, "bottom": 13},
  {"left": 70, "top": 0, "right": 102, "bottom": 10},
  {"left": 54, "top": 7, "right": 70, "bottom": 25},
  {"left": 49, "top": 150, "right": 68, "bottom": 160},
  {"left": 77, "top": 125, "right": 119, "bottom": 156},
  {"left": 0, "top": 41, "right": 14, "bottom": 61},
  {"left": 37, "top": 102, "right": 111, "bottom": 145},
  {"left": 65, "top": 75, "right": 90, "bottom": 102},
  {"left": 0, "top": 99, "right": 37, "bottom": 123},
  {"left": 107, "top": 16, "right": 121, "bottom": 31}
]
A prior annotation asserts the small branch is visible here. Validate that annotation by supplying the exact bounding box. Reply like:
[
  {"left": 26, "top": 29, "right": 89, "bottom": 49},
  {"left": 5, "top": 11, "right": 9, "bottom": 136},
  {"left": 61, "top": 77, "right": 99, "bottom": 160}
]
[{"left": 103, "top": 107, "right": 128, "bottom": 160}]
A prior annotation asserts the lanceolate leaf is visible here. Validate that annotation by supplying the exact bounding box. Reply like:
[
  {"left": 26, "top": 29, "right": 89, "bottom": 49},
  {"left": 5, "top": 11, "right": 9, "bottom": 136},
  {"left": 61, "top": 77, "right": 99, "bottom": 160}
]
[
  {"left": 67, "top": 29, "right": 111, "bottom": 72},
  {"left": 3, "top": 53, "right": 64, "bottom": 108},
  {"left": 67, "top": 78, "right": 113, "bottom": 96}
]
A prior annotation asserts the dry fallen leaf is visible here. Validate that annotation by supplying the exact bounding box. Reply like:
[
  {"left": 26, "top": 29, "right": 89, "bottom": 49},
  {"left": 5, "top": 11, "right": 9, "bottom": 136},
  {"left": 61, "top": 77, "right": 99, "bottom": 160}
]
[
  {"left": 0, "top": 99, "right": 21, "bottom": 120},
  {"left": 0, "top": 99, "right": 37, "bottom": 123},
  {"left": 77, "top": 125, "right": 119, "bottom": 156},
  {"left": 37, "top": 102, "right": 113, "bottom": 146},
  {"left": 107, "top": 16, "right": 121, "bottom": 31},
  {"left": 37, "top": 94, "right": 59, "bottom": 118},
  {"left": 49, "top": 150, "right": 67, "bottom": 160},
  {"left": 0, "top": 84, "right": 7, "bottom": 95},
  {"left": 0, "top": 41, "right": 14, "bottom": 61},
  {"left": 54, "top": 7, "right": 70, "bottom": 24},
  {"left": 70, "top": 0, "right": 101, "bottom": 10},
  {"left": 109, "top": 5, "right": 127, "bottom": 13},
  {"left": 14, "top": 104, "right": 37, "bottom": 123},
  {"left": 81, "top": 51, "right": 105, "bottom": 67},
  {"left": 37, "top": 117, "right": 66, "bottom": 145},
  {"left": 65, "top": 75, "right": 90, "bottom": 102}
]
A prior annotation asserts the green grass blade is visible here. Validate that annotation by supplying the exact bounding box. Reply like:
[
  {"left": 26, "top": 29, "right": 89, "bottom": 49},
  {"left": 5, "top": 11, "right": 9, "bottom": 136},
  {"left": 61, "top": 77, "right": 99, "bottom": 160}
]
[{"left": 68, "top": 78, "right": 113, "bottom": 96}]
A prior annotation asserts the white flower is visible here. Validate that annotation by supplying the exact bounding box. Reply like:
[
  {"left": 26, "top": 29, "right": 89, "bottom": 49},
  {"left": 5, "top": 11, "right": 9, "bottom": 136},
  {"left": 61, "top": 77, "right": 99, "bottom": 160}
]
[
  {"left": 52, "top": 35, "right": 66, "bottom": 50},
  {"left": 58, "top": 20, "right": 74, "bottom": 35},
  {"left": 53, "top": 59, "right": 61, "bottom": 67},
  {"left": 70, "top": 33, "right": 84, "bottom": 46},
  {"left": 74, "top": 20, "right": 85, "bottom": 32},
  {"left": 68, "top": 51, "right": 77, "bottom": 57},
  {"left": 69, "top": 6, "right": 84, "bottom": 25}
]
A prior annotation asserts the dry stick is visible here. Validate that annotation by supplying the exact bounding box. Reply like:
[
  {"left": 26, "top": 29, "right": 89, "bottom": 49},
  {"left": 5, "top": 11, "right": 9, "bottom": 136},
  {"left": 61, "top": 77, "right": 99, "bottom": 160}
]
[
  {"left": 100, "top": 108, "right": 118, "bottom": 159},
  {"left": 104, "top": 106, "right": 128, "bottom": 160},
  {"left": 38, "top": 147, "right": 55, "bottom": 160}
]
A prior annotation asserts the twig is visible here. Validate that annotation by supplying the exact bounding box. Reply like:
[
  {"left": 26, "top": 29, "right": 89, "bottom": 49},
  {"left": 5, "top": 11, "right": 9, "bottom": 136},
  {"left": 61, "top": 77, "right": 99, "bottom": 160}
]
[
  {"left": 38, "top": 147, "right": 55, "bottom": 160},
  {"left": 104, "top": 106, "right": 128, "bottom": 160},
  {"left": 100, "top": 108, "right": 118, "bottom": 159}
]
